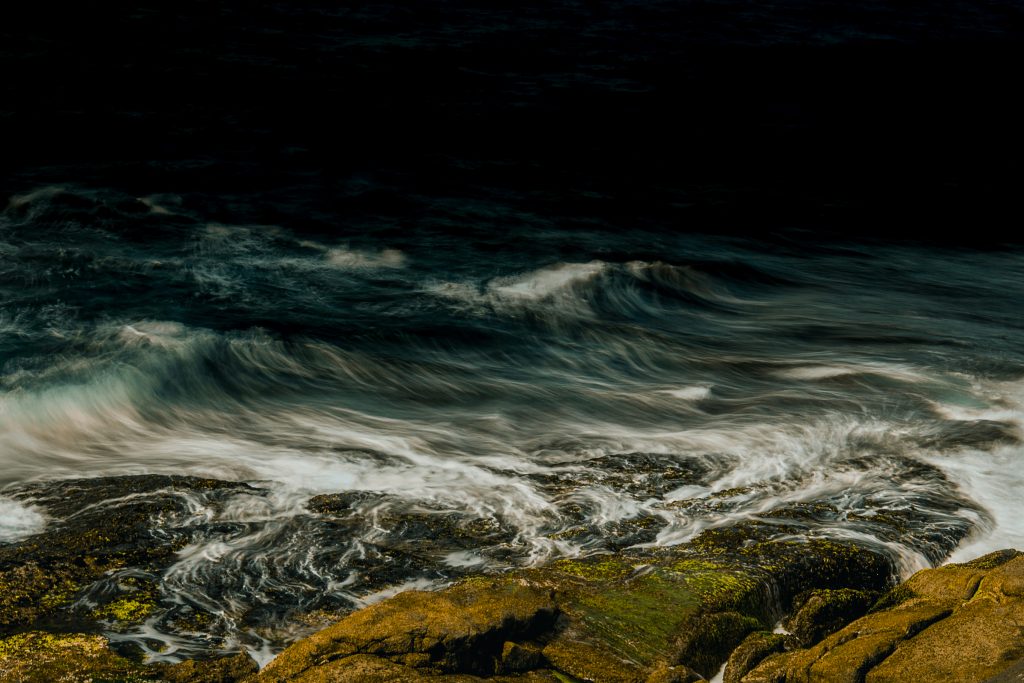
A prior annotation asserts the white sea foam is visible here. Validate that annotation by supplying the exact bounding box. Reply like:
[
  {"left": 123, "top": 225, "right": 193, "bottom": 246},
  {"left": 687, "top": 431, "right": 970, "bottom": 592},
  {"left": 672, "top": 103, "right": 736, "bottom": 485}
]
[
  {"left": 489, "top": 261, "right": 606, "bottom": 300},
  {"left": 325, "top": 246, "right": 406, "bottom": 269},
  {"left": 932, "top": 378, "right": 1024, "bottom": 564},
  {"left": 658, "top": 385, "right": 712, "bottom": 400},
  {"left": 775, "top": 362, "right": 929, "bottom": 382},
  {"left": 7, "top": 185, "right": 66, "bottom": 209},
  {"left": 0, "top": 498, "right": 45, "bottom": 543},
  {"left": 427, "top": 261, "right": 608, "bottom": 320},
  {"left": 137, "top": 194, "right": 183, "bottom": 215}
]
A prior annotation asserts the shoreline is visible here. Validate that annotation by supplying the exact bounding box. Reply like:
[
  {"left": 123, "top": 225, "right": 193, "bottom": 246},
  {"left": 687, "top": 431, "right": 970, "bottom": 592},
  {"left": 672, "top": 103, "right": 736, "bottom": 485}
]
[{"left": 1, "top": 475, "right": 1021, "bottom": 682}]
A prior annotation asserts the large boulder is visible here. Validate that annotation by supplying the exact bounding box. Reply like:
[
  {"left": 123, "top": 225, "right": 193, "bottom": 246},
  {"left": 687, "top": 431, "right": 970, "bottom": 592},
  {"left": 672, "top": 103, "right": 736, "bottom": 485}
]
[
  {"left": 259, "top": 579, "right": 558, "bottom": 681},
  {"left": 743, "top": 549, "right": 1024, "bottom": 683}
]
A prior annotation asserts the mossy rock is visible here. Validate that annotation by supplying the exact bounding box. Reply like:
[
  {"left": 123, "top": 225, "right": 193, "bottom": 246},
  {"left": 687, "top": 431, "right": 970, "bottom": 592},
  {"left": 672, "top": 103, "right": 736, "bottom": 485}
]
[
  {"left": 743, "top": 550, "right": 1024, "bottom": 683},
  {"left": 645, "top": 663, "right": 705, "bottom": 682},
  {"left": 160, "top": 651, "right": 260, "bottom": 682},
  {"left": 674, "top": 611, "right": 763, "bottom": 677},
  {"left": 498, "top": 641, "right": 546, "bottom": 674},
  {"left": 259, "top": 579, "right": 558, "bottom": 681},
  {"left": 783, "top": 588, "right": 877, "bottom": 645},
  {"left": 0, "top": 631, "right": 156, "bottom": 683},
  {"left": 257, "top": 518, "right": 894, "bottom": 682},
  {"left": 723, "top": 632, "right": 787, "bottom": 683}
]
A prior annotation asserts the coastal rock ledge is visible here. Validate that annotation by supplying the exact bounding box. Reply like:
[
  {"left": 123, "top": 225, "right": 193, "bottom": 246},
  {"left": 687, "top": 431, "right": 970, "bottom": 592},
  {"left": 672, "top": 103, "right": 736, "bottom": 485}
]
[
  {"left": 0, "top": 477, "right": 1020, "bottom": 682},
  {"left": 2, "top": 549, "right": 1023, "bottom": 683}
]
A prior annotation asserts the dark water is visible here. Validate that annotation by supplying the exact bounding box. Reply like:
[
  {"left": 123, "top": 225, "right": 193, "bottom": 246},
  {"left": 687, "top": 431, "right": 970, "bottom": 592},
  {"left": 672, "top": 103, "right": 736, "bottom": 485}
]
[{"left": 2, "top": 0, "right": 1023, "bottom": 666}]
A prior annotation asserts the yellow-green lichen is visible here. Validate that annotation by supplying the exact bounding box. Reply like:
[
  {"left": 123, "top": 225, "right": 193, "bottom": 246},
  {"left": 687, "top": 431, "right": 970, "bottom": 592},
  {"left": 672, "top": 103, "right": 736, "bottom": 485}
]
[
  {"left": 669, "top": 559, "right": 727, "bottom": 573},
  {"left": 39, "top": 577, "right": 81, "bottom": 609},
  {"left": 870, "top": 584, "right": 915, "bottom": 613},
  {"left": 0, "top": 631, "right": 153, "bottom": 682},
  {"left": 565, "top": 570, "right": 701, "bottom": 665},
  {"left": 93, "top": 595, "right": 156, "bottom": 623},
  {"left": 680, "top": 568, "right": 761, "bottom": 608},
  {"left": 551, "top": 557, "right": 633, "bottom": 582},
  {"left": 551, "top": 670, "right": 586, "bottom": 683}
]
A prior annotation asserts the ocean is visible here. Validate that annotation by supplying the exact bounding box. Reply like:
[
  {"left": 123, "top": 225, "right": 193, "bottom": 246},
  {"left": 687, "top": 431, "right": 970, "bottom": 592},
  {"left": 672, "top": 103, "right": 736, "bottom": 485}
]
[{"left": 2, "top": 0, "right": 1023, "bottom": 664}]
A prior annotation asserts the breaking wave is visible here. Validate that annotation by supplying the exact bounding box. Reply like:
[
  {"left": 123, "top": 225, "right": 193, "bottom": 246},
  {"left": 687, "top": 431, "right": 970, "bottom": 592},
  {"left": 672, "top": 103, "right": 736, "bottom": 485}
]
[{"left": 3, "top": 185, "right": 1023, "bottom": 661}]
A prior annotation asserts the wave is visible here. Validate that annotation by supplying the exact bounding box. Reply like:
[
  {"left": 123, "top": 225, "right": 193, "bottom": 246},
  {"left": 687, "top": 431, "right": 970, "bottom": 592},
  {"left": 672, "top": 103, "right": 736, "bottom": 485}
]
[
  {"left": 0, "top": 497, "right": 45, "bottom": 543},
  {"left": 4, "top": 186, "right": 1024, "bottom": 660}
]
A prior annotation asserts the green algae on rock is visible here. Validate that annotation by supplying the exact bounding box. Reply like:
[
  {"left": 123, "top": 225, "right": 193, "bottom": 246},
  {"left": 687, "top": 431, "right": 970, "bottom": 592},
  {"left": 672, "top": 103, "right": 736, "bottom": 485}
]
[
  {"left": 259, "top": 579, "right": 558, "bottom": 682},
  {"left": 0, "top": 631, "right": 155, "bottom": 683},
  {"left": 254, "top": 519, "right": 895, "bottom": 683},
  {"left": 723, "top": 632, "right": 788, "bottom": 683}
]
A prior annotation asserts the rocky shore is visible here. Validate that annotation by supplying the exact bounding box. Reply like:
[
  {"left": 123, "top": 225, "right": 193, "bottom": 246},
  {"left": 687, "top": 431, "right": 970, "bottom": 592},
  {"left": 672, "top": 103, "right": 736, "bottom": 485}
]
[{"left": 1, "top": 476, "right": 1020, "bottom": 682}]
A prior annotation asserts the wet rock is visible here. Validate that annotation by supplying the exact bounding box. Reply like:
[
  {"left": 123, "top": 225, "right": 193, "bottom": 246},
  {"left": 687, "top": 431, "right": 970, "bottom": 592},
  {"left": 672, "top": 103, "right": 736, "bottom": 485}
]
[
  {"left": 162, "top": 651, "right": 260, "bottom": 682},
  {"left": 783, "top": 588, "right": 877, "bottom": 645},
  {"left": 0, "top": 475, "right": 257, "bottom": 634},
  {"left": 532, "top": 452, "right": 720, "bottom": 500},
  {"left": 0, "top": 631, "right": 155, "bottom": 683},
  {"left": 498, "top": 641, "right": 545, "bottom": 674},
  {"left": 546, "top": 513, "right": 665, "bottom": 551},
  {"left": 673, "top": 611, "right": 762, "bottom": 677},
  {"left": 308, "top": 492, "right": 518, "bottom": 575},
  {"left": 258, "top": 518, "right": 895, "bottom": 682},
  {"left": 743, "top": 549, "right": 1024, "bottom": 683},
  {"left": 723, "top": 632, "right": 787, "bottom": 683},
  {"left": 306, "top": 491, "right": 377, "bottom": 514},
  {"left": 646, "top": 662, "right": 706, "bottom": 682},
  {"left": 259, "top": 579, "right": 558, "bottom": 681}
]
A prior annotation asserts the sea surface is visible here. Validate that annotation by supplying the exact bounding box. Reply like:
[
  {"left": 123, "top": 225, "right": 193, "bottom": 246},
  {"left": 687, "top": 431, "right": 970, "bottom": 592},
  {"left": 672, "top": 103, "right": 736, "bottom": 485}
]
[
  {"left": 2, "top": 186, "right": 1023, "bottom": 660},
  {"left": 2, "top": 0, "right": 1023, "bottom": 665}
]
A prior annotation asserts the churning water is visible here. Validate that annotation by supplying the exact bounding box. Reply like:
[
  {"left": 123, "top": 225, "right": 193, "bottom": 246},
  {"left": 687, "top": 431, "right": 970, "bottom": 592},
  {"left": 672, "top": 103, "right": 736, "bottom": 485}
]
[{"left": 2, "top": 185, "right": 1022, "bottom": 661}]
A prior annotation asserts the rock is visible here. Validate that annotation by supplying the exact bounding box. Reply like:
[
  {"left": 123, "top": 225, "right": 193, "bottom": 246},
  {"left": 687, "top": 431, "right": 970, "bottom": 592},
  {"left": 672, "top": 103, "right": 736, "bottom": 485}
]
[
  {"left": 985, "top": 658, "right": 1024, "bottom": 682},
  {"left": 742, "top": 549, "right": 1024, "bottom": 683},
  {"left": 723, "top": 632, "right": 787, "bottom": 683},
  {"left": 646, "top": 662, "right": 706, "bottom": 682},
  {"left": 0, "top": 475, "right": 256, "bottom": 634},
  {"left": 307, "top": 492, "right": 519, "bottom": 582},
  {"left": 259, "top": 579, "right": 558, "bottom": 681},
  {"left": 542, "top": 637, "right": 647, "bottom": 683},
  {"left": 270, "top": 654, "right": 426, "bottom": 682},
  {"left": 161, "top": 651, "right": 261, "bottom": 682},
  {"left": 0, "top": 631, "right": 154, "bottom": 683},
  {"left": 673, "top": 611, "right": 762, "bottom": 677},
  {"left": 498, "top": 641, "right": 545, "bottom": 674},
  {"left": 257, "top": 517, "right": 894, "bottom": 682},
  {"left": 306, "top": 491, "right": 376, "bottom": 514},
  {"left": 783, "top": 588, "right": 877, "bottom": 645},
  {"left": 865, "top": 553, "right": 1024, "bottom": 682}
]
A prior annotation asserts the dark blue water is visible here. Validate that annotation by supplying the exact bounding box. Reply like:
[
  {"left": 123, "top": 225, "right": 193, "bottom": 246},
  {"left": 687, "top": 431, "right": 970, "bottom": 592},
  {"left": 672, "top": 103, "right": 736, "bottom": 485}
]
[
  {"left": 2, "top": 184, "right": 1023, "bottom": 661},
  {"left": 2, "top": 0, "right": 1023, "bottom": 665}
]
